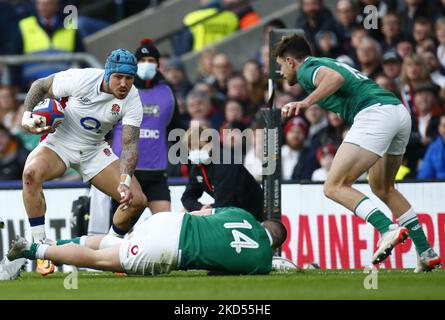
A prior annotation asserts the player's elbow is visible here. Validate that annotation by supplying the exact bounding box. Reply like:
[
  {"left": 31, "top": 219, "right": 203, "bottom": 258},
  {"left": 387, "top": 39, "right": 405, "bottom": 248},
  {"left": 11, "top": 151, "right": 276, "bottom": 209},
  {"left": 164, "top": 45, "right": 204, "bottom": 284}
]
[{"left": 333, "top": 73, "right": 345, "bottom": 88}]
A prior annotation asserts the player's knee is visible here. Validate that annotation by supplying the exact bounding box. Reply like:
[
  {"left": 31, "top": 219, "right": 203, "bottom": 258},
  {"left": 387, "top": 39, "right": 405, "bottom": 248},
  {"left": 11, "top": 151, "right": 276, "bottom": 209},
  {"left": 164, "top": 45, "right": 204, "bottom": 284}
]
[
  {"left": 23, "top": 166, "right": 44, "bottom": 187},
  {"left": 370, "top": 184, "right": 392, "bottom": 203},
  {"left": 323, "top": 181, "right": 340, "bottom": 201}
]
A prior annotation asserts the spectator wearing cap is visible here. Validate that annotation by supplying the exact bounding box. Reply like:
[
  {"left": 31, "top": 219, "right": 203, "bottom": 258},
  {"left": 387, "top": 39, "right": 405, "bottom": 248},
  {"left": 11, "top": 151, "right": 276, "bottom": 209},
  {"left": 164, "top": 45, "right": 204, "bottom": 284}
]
[
  {"left": 356, "top": 37, "right": 383, "bottom": 80},
  {"left": 412, "top": 81, "right": 443, "bottom": 146},
  {"left": 111, "top": 38, "right": 185, "bottom": 215},
  {"left": 417, "top": 112, "right": 445, "bottom": 179},
  {"left": 295, "top": 0, "right": 339, "bottom": 45},
  {"left": 380, "top": 13, "right": 404, "bottom": 52},
  {"left": 281, "top": 117, "right": 317, "bottom": 181},
  {"left": 382, "top": 50, "right": 402, "bottom": 90},
  {"left": 311, "top": 143, "right": 337, "bottom": 181}
]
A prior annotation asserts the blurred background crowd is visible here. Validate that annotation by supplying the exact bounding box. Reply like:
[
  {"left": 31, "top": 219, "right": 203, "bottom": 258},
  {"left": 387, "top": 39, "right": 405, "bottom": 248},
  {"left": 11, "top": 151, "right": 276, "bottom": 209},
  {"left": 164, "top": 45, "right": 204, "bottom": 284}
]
[{"left": 1, "top": 0, "right": 445, "bottom": 183}]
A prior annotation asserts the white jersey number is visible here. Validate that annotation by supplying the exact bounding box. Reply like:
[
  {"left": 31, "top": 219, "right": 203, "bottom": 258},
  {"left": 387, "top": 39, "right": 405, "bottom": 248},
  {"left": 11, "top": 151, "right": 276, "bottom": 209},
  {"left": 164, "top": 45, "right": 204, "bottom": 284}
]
[
  {"left": 224, "top": 220, "right": 259, "bottom": 254},
  {"left": 335, "top": 62, "right": 369, "bottom": 80}
]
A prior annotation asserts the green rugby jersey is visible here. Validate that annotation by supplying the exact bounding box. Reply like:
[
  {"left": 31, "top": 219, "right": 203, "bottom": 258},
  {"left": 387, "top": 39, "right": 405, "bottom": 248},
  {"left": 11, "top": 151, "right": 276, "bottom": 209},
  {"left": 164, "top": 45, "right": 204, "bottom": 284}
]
[
  {"left": 297, "top": 56, "right": 402, "bottom": 124},
  {"left": 178, "top": 207, "right": 273, "bottom": 274}
]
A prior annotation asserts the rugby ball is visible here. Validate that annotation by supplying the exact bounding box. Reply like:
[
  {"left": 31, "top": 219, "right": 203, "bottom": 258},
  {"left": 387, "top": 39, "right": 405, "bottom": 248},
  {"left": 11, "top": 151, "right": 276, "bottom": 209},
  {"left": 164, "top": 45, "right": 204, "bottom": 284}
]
[
  {"left": 33, "top": 99, "right": 64, "bottom": 128},
  {"left": 272, "top": 256, "right": 299, "bottom": 272}
]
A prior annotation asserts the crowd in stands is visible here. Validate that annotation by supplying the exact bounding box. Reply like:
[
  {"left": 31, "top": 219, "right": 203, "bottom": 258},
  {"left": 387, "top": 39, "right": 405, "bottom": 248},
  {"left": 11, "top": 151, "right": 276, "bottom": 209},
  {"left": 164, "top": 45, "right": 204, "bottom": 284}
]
[{"left": 1, "top": 0, "right": 445, "bottom": 183}]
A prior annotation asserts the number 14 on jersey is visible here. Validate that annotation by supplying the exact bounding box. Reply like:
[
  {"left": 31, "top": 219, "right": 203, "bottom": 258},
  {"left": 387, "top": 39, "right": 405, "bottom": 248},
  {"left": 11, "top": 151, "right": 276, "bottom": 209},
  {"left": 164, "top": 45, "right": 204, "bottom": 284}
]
[{"left": 224, "top": 220, "right": 259, "bottom": 254}]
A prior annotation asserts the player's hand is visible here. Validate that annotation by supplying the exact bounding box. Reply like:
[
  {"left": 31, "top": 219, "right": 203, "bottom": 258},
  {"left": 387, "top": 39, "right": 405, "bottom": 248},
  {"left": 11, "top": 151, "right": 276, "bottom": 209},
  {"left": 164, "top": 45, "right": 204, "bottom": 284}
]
[
  {"left": 21, "top": 111, "right": 54, "bottom": 134},
  {"left": 281, "top": 101, "right": 309, "bottom": 118},
  {"left": 117, "top": 183, "right": 132, "bottom": 211}
]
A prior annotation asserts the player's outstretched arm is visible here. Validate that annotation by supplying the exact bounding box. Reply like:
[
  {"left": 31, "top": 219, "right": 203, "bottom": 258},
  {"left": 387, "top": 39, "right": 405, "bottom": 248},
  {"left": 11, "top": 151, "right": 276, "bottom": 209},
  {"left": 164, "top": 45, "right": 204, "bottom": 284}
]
[
  {"left": 118, "top": 124, "right": 140, "bottom": 207},
  {"left": 22, "top": 75, "right": 56, "bottom": 134}
]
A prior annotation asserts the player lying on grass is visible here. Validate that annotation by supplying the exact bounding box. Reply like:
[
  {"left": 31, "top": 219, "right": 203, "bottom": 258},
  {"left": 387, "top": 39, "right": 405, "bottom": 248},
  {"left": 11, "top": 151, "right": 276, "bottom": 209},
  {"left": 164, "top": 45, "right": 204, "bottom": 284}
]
[
  {"left": 274, "top": 34, "right": 441, "bottom": 272},
  {"left": 5, "top": 207, "right": 287, "bottom": 276}
]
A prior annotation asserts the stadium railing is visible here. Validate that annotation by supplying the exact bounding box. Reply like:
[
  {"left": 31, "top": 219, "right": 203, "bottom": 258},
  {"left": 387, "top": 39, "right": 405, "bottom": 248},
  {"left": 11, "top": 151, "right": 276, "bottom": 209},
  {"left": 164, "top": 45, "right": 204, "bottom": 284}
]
[
  {"left": 0, "top": 177, "right": 189, "bottom": 190},
  {"left": 0, "top": 178, "right": 444, "bottom": 190},
  {"left": 0, "top": 53, "right": 102, "bottom": 100}
]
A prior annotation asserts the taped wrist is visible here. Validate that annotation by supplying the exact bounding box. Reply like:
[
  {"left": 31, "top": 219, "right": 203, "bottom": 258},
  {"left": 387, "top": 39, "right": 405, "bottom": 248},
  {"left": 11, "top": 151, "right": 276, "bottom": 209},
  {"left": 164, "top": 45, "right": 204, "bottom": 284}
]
[{"left": 120, "top": 174, "right": 132, "bottom": 188}]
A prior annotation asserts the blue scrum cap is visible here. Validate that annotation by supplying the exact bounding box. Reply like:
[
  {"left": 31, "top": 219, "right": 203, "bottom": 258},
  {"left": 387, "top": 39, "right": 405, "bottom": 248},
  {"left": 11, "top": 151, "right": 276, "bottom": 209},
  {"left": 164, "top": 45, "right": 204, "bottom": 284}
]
[{"left": 104, "top": 48, "right": 137, "bottom": 84}]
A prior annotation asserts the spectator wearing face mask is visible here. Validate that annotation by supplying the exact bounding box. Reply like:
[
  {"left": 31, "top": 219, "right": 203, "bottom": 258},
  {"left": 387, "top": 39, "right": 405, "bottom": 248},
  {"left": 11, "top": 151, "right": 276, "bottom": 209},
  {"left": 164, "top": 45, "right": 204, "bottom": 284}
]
[{"left": 181, "top": 123, "right": 264, "bottom": 221}]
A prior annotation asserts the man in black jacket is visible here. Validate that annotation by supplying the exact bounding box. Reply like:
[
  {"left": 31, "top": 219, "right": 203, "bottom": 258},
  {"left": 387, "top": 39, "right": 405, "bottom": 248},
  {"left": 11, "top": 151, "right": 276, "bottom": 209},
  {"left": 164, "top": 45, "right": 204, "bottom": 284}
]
[{"left": 181, "top": 124, "right": 264, "bottom": 222}]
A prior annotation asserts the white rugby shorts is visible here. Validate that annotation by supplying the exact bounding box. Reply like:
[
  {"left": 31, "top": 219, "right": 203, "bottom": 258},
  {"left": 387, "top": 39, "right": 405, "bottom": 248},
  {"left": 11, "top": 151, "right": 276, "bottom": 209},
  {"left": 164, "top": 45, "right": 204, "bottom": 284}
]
[
  {"left": 38, "top": 135, "right": 118, "bottom": 182},
  {"left": 119, "top": 212, "right": 184, "bottom": 275},
  {"left": 344, "top": 103, "right": 411, "bottom": 157}
]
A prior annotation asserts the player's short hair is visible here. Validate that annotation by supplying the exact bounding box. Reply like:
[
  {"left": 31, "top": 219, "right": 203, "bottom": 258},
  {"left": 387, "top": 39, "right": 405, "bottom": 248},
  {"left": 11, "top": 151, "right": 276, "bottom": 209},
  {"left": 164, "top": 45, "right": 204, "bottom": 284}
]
[
  {"left": 271, "top": 34, "right": 313, "bottom": 61},
  {"left": 262, "top": 219, "right": 288, "bottom": 249}
]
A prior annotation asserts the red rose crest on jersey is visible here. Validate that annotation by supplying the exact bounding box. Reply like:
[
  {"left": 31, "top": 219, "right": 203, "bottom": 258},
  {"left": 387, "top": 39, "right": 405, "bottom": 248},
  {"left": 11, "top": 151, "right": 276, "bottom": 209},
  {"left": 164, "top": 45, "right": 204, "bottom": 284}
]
[
  {"left": 130, "top": 245, "right": 139, "bottom": 256},
  {"left": 111, "top": 104, "right": 120, "bottom": 116},
  {"left": 103, "top": 148, "right": 111, "bottom": 156}
]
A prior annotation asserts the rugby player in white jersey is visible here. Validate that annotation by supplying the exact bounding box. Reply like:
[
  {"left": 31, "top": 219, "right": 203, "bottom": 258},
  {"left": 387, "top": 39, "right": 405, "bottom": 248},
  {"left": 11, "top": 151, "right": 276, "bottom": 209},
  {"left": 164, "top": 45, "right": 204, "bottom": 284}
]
[{"left": 20, "top": 49, "right": 147, "bottom": 275}]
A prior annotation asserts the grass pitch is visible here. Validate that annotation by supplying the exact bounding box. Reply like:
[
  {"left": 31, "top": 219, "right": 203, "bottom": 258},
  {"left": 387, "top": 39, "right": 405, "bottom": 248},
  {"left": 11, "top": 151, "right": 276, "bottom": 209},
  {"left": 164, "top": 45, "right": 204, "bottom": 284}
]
[{"left": 0, "top": 269, "right": 444, "bottom": 300}]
